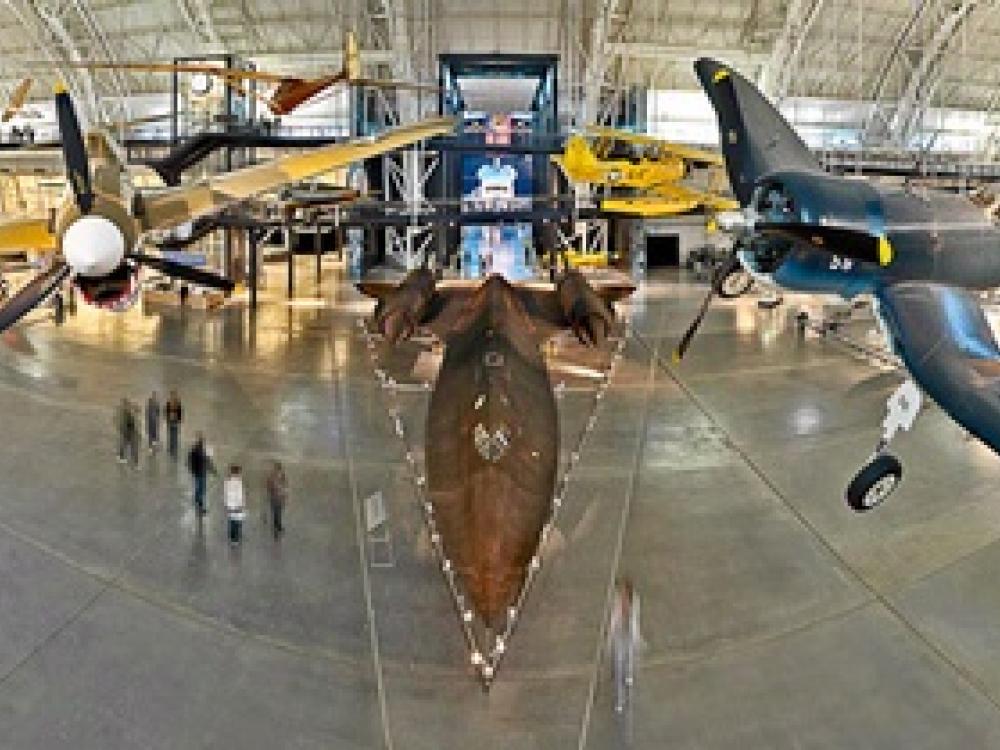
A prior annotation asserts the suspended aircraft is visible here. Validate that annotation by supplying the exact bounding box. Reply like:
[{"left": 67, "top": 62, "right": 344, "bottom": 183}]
[
  {"left": 359, "top": 267, "right": 633, "bottom": 683},
  {"left": 553, "top": 125, "right": 738, "bottom": 218},
  {"left": 677, "top": 57, "right": 1000, "bottom": 512},
  {"left": 0, "top": 84, "right": 453, "bottom": 328},
  {"left": 60, "top": 31, "right": 437, "bottom": 116},
  {"left": 2, "top": 78, "right": 33, "bottom": 122}
]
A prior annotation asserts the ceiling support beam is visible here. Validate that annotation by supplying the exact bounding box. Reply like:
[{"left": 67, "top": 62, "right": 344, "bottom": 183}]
[
  {"left": 892, "top": 0, "right": 978, "bottom": 146},
  {"left": 582, "top": 0, "right": 621, "bottom": 125},
  {"left": 864, "top": 0, "right": 980, "bottom": 147},
  {"left": 4, "top": 0, "right": 102, "bottom": 125},
  {"left": 174, "top": 0, "right": 222, "bottom": 49},
  {"left": 758, "top": 0, "right": 827, "bottom": 103}
]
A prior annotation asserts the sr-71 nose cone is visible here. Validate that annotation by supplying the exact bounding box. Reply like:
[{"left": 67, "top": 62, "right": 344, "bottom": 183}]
[{"left": 425, "top": 275, "right": 558, "bottom": 628}]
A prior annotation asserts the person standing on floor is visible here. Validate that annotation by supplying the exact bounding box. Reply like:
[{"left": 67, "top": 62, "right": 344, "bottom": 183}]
[
  {"left": 187, "top": 433, "right": 215, "bottom": 516},
  {"left": 607, "top": 577, "right": 642, "bottom": 714},
  {"left": 165, "top": 390, "right": 182, "bottom": 459},
  {"left": 115, "top": 397, "right": 132, "bottom": 464},
  {"left": 126, "top": 400, "right": 140, "bottom": 467},
  {"left": 146, "top": 391, "right": 161, "bottom": 453},
  {"left": 224, "top": 464, "right": 246, "bottom": 545},
  {"left": 52, "top": 291, "right": 64, "bottom": 325},
  {"left": 265, "top": 460, "right": 288, "bottom": 538}
]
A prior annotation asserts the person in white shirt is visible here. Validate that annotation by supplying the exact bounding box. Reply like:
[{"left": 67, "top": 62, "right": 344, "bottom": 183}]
[{"left": 223, "top": 465, "right": 246, "bottom": 545}]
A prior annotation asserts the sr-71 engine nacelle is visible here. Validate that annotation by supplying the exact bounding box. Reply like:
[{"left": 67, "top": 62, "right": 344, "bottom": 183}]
[{"left": 557, "top": 270, "right": 614, "bottom": 347}]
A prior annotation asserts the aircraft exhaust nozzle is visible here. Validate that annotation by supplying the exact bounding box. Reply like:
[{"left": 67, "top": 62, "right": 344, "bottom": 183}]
[
  {"left": 574, "top": 314, "right": 607, "bottom": 348},
  {"left": 381, "top": 308, "right": 413, "bottom": 345},
  {"left": 557, "top": 270, "right": 614, "bottom": 348},
  {"left": 371, "top": 268, "right": 436, "bottom": 345}
]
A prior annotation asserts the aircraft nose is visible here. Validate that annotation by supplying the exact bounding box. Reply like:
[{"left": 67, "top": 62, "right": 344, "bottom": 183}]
[{"left": 462, "top": 565, "right": 524, "bottom": 630}]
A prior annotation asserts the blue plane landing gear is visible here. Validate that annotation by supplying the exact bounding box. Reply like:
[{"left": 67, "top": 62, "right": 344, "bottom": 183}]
[
  {"left": 846, "top": 379, "right": 921, "bottom": 512},
  {"left": 717, "top": 266, "right": 754, "bottom": 299}
]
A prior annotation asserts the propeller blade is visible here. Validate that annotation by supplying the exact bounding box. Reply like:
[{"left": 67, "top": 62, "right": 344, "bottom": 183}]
[
  {"left": 756, "top": 222, "right": 894, "bottom": 266},
  {"left": 132, "top": 252, "right": 234, "bottom": 292},
  {"left": 673, "top": 285, "right": 716, "bottom": 363},
  {"left": 673, "top": 252, "right": 743, "bottom": 362},
  {"left": 0, "top": 260, "right": 70, "bottom": 334},
  {"left": 54, "top": 84, "right": 93, "bottom": 214}
]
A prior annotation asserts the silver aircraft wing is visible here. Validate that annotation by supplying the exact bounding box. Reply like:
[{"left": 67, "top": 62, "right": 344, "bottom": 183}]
[{"left": 877, "top": 282, "right": 1000, "bottom": 453}]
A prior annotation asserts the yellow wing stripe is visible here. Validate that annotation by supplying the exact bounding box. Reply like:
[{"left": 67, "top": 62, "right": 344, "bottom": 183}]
[{"left": 878, "top": 235, "right": 894, "bottom": 266}]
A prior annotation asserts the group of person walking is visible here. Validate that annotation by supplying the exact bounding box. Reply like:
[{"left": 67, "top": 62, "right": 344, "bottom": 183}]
[
  {"left": 116, "top": 390, "right": 183, "bottom": 467},
  {"left": 116, "top": 390, "right": 289, "bottom": 545},
  {"left": 187, "top": 434, "right": 289, "bottom": 545}
]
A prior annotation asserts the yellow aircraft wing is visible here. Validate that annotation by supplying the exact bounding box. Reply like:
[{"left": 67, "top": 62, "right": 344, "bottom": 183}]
[
  {"left": 0, "top": 216, "right": 55, "bottom": 252},
  {"left": 601, "top": 183, "right": 738, "bottom": 217},
  {"left": 139, "top": 117, "right": 455, "bottom": 232},
  {"left": 585, "top": 126, "right": 724, "bottom": 166},
  {"left": 64, "top": 61, "right": 290, "bottom": 84}
]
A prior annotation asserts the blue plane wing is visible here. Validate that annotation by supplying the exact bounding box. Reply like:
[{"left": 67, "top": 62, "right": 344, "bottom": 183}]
[{"left": 877, "top": 282, "right": 1000, "bottom": 453}]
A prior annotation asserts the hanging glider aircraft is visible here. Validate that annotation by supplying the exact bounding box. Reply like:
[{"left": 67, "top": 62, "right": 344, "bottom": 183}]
[
  {"left": 554, "top": 126, "right": 738, "bottom": 217},
  {"left": 61, "top": 31, "right": 437, "bottom": 116},
  {"left": 359, "top": 268, "right": 633, "bottom": 682},
  {"left": 0, "top": 84, "right": 453, "bottom": 327},
  {"left": 676, "top": 57, "right": 1000, "bottom": 512},
  {"left": 2, "top": 78, "right": 33, "bottom": 122}
]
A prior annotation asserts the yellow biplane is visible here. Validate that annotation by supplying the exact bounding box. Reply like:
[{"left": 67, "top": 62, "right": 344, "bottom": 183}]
[{"left": 553, "top": 126, "right": 738, "bottom": 218}]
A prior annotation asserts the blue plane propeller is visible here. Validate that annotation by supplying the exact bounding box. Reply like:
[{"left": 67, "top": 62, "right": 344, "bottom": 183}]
[{"left": 677, "top": 58, "right": 1000, "bottom": 512}]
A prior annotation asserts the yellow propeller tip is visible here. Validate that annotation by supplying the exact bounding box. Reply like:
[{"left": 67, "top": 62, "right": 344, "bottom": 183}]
[
  {"left": 877, "top": 235, "right": 894, "bottom": 266},
  {"left": 712, "top": 69, "right": 730, "bottom": 83},
  {"left": 671, "top": 350, "right": 682, "bottom": 364},
  {"left": 53, "top": 81, "right": 67, "bottom": 95}
]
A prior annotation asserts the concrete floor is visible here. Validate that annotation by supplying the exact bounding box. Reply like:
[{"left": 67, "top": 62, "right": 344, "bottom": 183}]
[{"left": 3, "top": 259, "right": 1000, "bottom": 748}]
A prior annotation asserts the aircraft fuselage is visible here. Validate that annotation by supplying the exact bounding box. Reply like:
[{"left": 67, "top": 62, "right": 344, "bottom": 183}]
[
  {"left": 425, "top": 275, "right": 558, "bottom": 629},
  {"left": 750, "top": 169, "right": 1000, "bottom": 297}
]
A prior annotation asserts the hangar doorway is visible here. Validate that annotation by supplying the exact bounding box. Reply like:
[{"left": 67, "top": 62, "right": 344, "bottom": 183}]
[{"left": 645, "top": 233, "right": 680, "bottom": 267}]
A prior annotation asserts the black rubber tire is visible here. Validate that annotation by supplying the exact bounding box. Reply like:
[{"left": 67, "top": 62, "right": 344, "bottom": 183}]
[
  {"left": 845, "top": 454, "right": 903, "bottom": 512},
  {"left": 717, "top": 268, "right": 754, "bottom": 299}
]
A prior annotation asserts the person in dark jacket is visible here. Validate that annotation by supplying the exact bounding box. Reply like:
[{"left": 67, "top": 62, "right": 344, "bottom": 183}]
[
  {"left": 116, "top": 398, "right": 132, "bottom": 465},
  {"left": 146, "top": 391, "right": 161, "bottom": 453},
  {"left": 52, "top": 291, "right": 64, "bottom": 325},
  {"left": 265, "top": 461, "right": 288, "bottom": 538},
  {"left": 187, "top": 432, "right": 216, "bottom": 516},
  {"left": 165, "top": 391, "right": 182, "bottom": 458}
]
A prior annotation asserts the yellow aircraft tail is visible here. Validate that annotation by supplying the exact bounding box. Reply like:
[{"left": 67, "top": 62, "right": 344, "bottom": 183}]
[
  {"left": 558, "top": 135, "right": 600, "bottom": 183},
  {"left": 344, "top": 30, "right": 361, "bottom": 81}
]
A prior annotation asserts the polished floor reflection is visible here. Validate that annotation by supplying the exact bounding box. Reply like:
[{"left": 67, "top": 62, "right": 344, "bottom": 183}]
[{"left": 3, "top": 259, "right": 1000, "bottom": 748}]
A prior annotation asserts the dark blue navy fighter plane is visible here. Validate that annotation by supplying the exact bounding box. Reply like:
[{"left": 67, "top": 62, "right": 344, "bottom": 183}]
[{"left": 677, "top": 57, "right": 1000, "bottom": 512}]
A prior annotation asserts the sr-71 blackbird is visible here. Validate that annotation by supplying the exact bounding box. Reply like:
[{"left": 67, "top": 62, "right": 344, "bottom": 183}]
[
  {"left": 359, "top": 268, "right": 633, "bottom": 678},
  {"left": 677, "top": 57, "right": 1000, "bottom": 512}
]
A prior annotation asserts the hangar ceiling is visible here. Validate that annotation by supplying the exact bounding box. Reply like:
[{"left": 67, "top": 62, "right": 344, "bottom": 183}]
[{"left": 0, "top": 0, "right": 996, "bottom": 144}]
